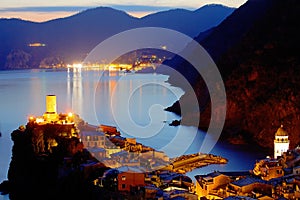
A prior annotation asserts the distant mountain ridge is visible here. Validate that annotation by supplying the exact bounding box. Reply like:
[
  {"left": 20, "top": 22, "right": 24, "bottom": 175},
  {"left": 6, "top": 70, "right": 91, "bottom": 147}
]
[{"left": 0, "top": 4, "right": 235, "bottom": 70}]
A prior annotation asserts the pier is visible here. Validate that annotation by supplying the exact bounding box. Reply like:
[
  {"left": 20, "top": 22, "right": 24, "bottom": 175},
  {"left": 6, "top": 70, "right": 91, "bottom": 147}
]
[{"left": 162, "top": 153, "right": 228, "bottom": 174}]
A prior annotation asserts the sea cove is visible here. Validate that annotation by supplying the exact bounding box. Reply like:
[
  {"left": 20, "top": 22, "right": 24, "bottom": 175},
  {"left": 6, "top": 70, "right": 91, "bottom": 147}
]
[{"left": 0, "top": 69, "right": 265, "bottom": 189}]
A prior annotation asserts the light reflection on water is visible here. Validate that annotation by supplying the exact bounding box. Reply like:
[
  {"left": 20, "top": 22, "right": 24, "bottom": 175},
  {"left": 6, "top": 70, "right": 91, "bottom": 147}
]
[{"left": 0, "top": 69, "right": 265, "bottom": 189}]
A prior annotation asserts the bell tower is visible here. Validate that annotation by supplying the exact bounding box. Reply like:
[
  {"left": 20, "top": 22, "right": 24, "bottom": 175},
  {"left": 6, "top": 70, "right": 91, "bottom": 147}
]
[{"left": 274, "top": 125, "right": 289, "bottom": 159}]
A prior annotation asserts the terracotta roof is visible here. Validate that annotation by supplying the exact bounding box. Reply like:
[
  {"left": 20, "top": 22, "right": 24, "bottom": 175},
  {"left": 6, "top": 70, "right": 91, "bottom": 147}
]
[
  {"left": 80, "top": 130, "right": 105, "bottom": 136},
  {"left": 231, "top": 176, "right": 267, "bottom": 187}
]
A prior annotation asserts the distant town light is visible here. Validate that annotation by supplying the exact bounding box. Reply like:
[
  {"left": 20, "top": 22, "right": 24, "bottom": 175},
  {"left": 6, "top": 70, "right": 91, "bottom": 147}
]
[
  {"left": 108, "top": 64, "right": 118, "bottom": 71},
  {"left": 28, "top": 43, "right": 46, "bottom": 47},
  {"left": 161, "top": 45, "right": 167, "bottom": 50},
  {"left": 73, "top": 63, "right": 83, "bottom": 68}
]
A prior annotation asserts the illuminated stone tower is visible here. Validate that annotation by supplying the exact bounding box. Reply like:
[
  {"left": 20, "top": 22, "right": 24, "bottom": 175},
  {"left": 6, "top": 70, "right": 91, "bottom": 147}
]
[
  {"left": 274, "top": 125, "right": 289, "bottom": 159},
  {"left": 43, "top": 95, "right": 58, "bottom": 122}
]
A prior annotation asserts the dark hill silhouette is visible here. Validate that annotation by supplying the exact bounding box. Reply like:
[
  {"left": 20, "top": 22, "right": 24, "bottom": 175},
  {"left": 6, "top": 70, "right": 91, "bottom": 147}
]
[
  {"left": 0, "top": 5, "right": 234, "bottom": 70},
  {"left": 167, "top": 0, "right": 300, "bottom": 150},
  {"left": 140, "top": 4, "right": 234, "bottom": 37},
  {"left": 163, "top": 0, "right": 273, "bottom": 86}
]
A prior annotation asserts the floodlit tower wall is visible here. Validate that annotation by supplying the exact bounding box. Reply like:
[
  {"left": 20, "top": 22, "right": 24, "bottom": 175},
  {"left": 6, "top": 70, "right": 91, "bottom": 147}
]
[
  {"left": 44, "top": 95, "right": 58, "bottom": 122},
  {"left": 274, "top": 136, "right": 289, "bottom": 159},
  {"left": 46, "top": 95, "right": 57, "bottom": 113},
  {"left": 274, "top": 126, "right": 290, "bottom": 159}
]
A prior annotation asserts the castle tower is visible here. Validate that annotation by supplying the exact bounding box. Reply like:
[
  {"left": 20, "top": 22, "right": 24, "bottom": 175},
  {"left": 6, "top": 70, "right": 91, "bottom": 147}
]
[
  {"left": 274, "top": 125, "right": 289, "bottom": 159},
  {"left": 43, "top": 95, "right": 58, "bottom": 122},
  {"left": 46, "top": 95, "right": 57, "bottom": 113}
]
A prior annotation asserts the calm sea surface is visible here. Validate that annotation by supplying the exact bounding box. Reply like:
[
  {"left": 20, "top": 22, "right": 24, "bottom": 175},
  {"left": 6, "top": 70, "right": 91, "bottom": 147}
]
[{"left": 0, "top": 69, "right": 266, "bottom": 199}]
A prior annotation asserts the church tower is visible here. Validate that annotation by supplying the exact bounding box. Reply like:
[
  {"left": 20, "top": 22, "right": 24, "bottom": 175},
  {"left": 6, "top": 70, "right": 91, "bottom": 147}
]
[{"left": 274, "top": 125, "right": 289, "bottom": 159}]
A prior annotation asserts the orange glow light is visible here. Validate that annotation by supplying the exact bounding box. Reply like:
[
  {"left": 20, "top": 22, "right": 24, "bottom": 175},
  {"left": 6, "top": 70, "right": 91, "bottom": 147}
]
[
  {"left": 36, "top": 118, "right": 44, "bottom": 123},
  {"left": 28, "top": 43, "right": 46, "bottom": 47}
]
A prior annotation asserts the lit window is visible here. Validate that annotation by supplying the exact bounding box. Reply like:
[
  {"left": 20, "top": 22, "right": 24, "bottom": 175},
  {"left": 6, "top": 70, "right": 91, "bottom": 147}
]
[{"left": 122, "top": 176, "right": 126, "bottom": 181}]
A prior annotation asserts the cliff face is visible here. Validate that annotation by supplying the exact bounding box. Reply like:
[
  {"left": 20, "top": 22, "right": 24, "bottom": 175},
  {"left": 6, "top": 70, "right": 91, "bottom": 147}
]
[
  {"left": 219, "top": 0, "right": 300, "bottom": 148},
  {"left": 3, "top": 122, "right": 101, "bottom": 200},
  {"left": 168, "top": 0, "right": 300, "bottom": 149}
]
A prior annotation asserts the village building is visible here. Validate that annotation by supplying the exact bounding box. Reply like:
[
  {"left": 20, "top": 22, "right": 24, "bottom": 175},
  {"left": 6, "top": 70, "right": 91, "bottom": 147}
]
[
  {"left": 97, "top": 124, "right": 120, "bottom": 136},
  {"left": 105, "top": 146, "right": 122, "bottom": 158},
  {"left": 116, "top": 166, "right": 145, "bottom": 192},
  {"left": 80, "top": 130, "right": 106, "bottom": 148},
  {"left": 252, "top": 159, "right": 284, "bottom": 181},
  {"left": 228, "top": 177, "right": 272, "bottom": 197},
  {"left": 163, "top": 189, "right": 198, "bottom": 200},
  {"left": 282, "top": 147, "right": 300, "bottom": 168},
  {"left": 88, "top": 147, "right": 106, "bottom": 159},
  {"left": 195, "top": 171, "right": 231, "bottom": 198},
  {"left": 276, "top": 176, "right": 300, "bottom": 199}
]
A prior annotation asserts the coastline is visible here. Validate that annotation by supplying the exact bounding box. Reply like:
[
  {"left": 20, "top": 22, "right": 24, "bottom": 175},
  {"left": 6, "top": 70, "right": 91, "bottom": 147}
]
[
  {"left": 0, "top": 71, "right": 260, "bottom": 199},
  {"left": 0, "top": 104, "right": 227, "bottom": 199},
  {"left": 78, "top": 120, "right": 228, "bottom": 173}
]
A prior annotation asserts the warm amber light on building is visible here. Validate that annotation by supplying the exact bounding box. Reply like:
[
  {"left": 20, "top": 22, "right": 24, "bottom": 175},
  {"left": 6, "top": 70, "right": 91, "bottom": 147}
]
[
  {"left": 35, "top": 117, "right": 44, "bottom": 124},
  {"left": 46, "top": 95, "right": 57, "bottom": 114},
  {"left": 29, "top": 116, "right": 35, "bottom": 121}
]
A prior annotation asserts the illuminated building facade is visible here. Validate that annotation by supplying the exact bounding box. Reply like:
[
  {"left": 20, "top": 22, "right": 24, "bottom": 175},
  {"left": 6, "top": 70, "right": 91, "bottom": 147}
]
[
  {"left": 274, "top": 125, "right": 290, "bottom": 159},
  {"left": 43, "top": 95, "right": 59, "bottom": 122}
]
